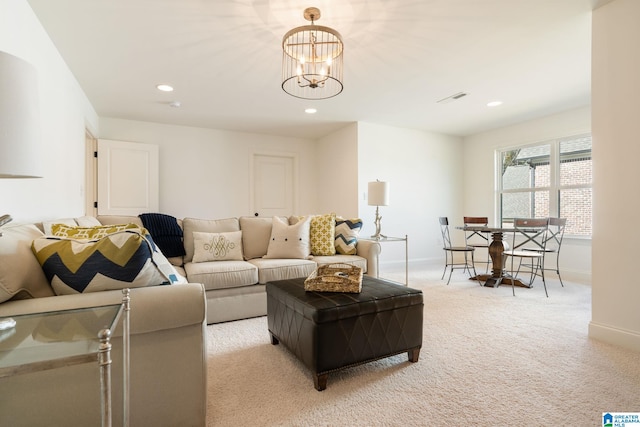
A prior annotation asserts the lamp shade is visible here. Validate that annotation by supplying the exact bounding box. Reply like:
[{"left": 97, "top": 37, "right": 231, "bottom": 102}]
[
  {"left": 0, "top": 51, "right": 42, "bottom": 178},
  {"left": 368, "top": 181, "right": 389, "bottom": 206}
]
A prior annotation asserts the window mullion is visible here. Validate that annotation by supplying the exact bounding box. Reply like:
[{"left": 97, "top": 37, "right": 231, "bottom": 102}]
[{"left": 550, "top": 140, "right": 560, "bottom": 217}]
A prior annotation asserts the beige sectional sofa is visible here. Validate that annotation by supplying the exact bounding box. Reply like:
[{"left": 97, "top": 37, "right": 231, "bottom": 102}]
[
  {"left": 0, "top": 212, "right": 378, "bottom": 425},
  {"left": 98, "top": 214, "right": 381, "bottom": 324}
]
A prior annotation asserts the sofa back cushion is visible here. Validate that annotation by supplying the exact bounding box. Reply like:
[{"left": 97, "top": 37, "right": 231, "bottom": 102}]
[
  {"left": 97, "top": 215, "right": 144, "bottom": 227},
  {"left": 182, "top": 217, "right": 240, "bottom": 263},
  {"left": 0, "top": 224, "right": 54, "bottom": 302},
  {"left": 239, "top": 216, "right": 286, "bottom": 260}
]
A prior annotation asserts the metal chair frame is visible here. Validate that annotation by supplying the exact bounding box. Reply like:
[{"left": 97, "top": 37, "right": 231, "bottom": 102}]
[
  {"left": 439, "top": 217, "right": 480, "bottom": 286},
  {"left": 523, "top": 217, "right": 567, "bottom": 287},
  {"left": 503, "top": 218, "right": 550, "bottom": 297},
  {"left": 463, "top": 216, "right": 491, "bottom": 274}
]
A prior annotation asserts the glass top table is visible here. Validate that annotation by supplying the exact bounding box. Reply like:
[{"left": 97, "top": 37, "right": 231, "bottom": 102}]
[
  {"left": 0, "top": 289, "right": 131, "bottom": 427},
  {"left": 0, "top": 304, "right": 122, "bottom": 376}
]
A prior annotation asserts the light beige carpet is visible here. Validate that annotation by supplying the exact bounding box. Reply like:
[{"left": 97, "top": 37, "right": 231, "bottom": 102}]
[{"left": 205, "top": 265, "right": 640, "bottom": 426}]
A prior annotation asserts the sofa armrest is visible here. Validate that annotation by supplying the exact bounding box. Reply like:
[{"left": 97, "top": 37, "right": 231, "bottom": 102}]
[
  {"left": 0, "top": 283, "right": 207, "bottom": 427},
  {"left": 0, "top": 283, "right": 206, "bottom": 335},
  {"left": 356, "top": 239, "right": 382, "bottom": 278}
]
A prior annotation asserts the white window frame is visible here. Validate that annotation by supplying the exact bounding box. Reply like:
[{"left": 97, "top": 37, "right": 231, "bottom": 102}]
[{"left": 496, "top": 133, "right": 592, "bottom": 237}]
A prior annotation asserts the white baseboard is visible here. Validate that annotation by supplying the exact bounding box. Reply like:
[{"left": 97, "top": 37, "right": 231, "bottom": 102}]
[
  {"left": 381, "top": 258, "right": 592, "bottom": 284},
  {"left": 589, "top": 321, "right": 640, "bottom": 352}
]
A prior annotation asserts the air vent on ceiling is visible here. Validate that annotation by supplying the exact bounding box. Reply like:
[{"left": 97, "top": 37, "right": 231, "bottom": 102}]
[{"left": 437, "top": 92, "right": 468, "bottom": 104}]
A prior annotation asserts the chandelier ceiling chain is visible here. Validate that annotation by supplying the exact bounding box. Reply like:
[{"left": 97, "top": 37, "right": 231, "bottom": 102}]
[{"left": 281, "top": 7, "right": 344, "bottom": 100}]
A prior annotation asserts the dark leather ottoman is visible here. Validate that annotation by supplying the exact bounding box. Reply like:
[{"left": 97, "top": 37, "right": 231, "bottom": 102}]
[{"left": 266, "top": 276, "right": 423, "bottom": 391}]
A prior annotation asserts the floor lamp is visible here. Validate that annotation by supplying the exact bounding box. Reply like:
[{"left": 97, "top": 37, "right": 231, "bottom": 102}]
[{"left": 368, "top": 180, "right": 389, "bottom": 240}]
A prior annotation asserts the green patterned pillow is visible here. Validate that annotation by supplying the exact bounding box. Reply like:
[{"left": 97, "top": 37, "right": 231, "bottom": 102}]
[
  {"left": 51, "top": 223, "right": 143, "bottom": 240},
  {"left": 335, "top": 218, "right": 363, "bottom": 255},
  {"left": 309, "top": 213, "right": 336, "bottom": 256}
]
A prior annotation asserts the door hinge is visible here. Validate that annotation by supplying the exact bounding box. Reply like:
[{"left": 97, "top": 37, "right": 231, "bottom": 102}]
[
  {"left": 94, "top": 151, "right": 98, "bottom": 158},
  {"left": 94, "top": 201, "right": 98, "bottom": 208}
]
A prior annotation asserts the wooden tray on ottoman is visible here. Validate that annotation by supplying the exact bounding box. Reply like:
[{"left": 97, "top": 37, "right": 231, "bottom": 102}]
[{"left": 304, "top": 263, "right": 363, "bottom": 293}]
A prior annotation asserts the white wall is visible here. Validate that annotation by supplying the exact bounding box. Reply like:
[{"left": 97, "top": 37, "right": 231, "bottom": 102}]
[
  {"left": 315, "top": 123, "right": 360, "bottom": 218},
  {"left": 356, "top": 122, "right": 464, "bottom": 266},
  {"left": 0, "top": 0, "right": 98, "bottom": 222},
  {"left": 99, "top": 117, "right": 318, "bottom": 219},
  {"left": 590, "top": 0, "right": 640, "bottom": 351},
  {"left": 462, "top": 106, "right": 592, "bottom": 283}
]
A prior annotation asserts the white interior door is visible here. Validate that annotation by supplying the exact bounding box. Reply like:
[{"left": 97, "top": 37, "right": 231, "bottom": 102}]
[
  {"left": 97, "top": 139, "right": 159, "bottom": 215},
  {"left": 84, "top": 129, "right": 98, "bottom": 217},
  {"left": 250, "top": 152, "right": 297, "bottom": 217}
]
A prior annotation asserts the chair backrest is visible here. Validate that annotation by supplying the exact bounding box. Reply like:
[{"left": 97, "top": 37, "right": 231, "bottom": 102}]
[
  {"left": 463, "top": 216, "right": 489, "bottom": 246},
  {"left": 511, "top": 218, "right": 550, "bottom": 252},
  {"left": 545, "top": 217, "right": 567, "bottom": 252},
  {"left": 439, "top": 217, "right": 453, "bottom": 249}
]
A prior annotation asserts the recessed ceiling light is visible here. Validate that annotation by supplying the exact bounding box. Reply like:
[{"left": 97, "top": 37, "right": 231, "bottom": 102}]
[
  {"left": 487, "top": 101, "right": 503, "bottom": 107},
  {"left": 156, "top": 84, "right": 174, "bottom": 92},
  {"left": 305, "top": 108, "right": 317, "bottom": 114},
  {"left": 169, "top": 101, "right": 181, "bottom": 108}
]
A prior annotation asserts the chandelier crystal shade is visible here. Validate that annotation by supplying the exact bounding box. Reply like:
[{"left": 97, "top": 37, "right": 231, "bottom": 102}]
[{"left": 282, "top": 7, "right": 344, "bottom": 100}]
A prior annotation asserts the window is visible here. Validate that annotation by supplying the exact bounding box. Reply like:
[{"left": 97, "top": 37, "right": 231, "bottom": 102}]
[{"left": 498, "top": 134, "right": 592, "bottom": 236}]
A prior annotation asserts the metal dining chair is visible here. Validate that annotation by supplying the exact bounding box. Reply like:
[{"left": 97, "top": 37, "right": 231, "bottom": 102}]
[
  {"left": 438, "top": 217, "right": 479, "bottom": 285},
  {"left": 463, "top": 216, "right": 491, "bottom": 274},
  {"left": 524, "top": 217, "right": 567, "bottom": 287},
  {"left": 503, "top": 218, "right": 550, "bottom": 297}
]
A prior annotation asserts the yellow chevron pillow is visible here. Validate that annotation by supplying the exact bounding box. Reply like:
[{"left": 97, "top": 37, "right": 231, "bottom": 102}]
[{"left": 32, "top": 230, "right": 186, "bottom": 295}]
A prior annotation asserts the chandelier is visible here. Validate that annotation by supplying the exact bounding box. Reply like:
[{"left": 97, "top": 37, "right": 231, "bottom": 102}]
[{"left": 282, "top": 7, "right": 344, "bottom": 100}]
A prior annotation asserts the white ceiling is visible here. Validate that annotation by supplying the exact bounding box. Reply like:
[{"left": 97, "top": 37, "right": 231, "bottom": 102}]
[{"left": 26, "top": 0, "right": 594, "bottom": 139}]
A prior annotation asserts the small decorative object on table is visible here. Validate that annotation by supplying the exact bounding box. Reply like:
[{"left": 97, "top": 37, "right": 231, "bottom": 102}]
[{"left": 304, "top": 263, "right": 363, "bottom": 293}]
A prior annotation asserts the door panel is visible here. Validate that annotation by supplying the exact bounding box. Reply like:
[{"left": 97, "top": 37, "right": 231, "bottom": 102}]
[
  {"left": 251, "top": 152, "right": 297, "bottom": 217},
  {"left": 97, "top": 139, "right": 159, "bottom": 215}
]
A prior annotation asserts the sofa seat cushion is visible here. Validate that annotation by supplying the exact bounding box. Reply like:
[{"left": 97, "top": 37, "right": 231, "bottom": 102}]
[
  {"left": 312, "top": 255, "right": 367, "bottom": 273},
  {"left": 248, "top": 258, "right": 316, "bottom": 284},
  {"left": 184, "top": 260, "right": 258, "bottom": 291}
]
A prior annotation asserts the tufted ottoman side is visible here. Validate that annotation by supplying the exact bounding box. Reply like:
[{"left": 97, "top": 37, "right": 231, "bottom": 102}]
[{"left": 266, "top": 276, "right": 423, "bottom": 391}]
